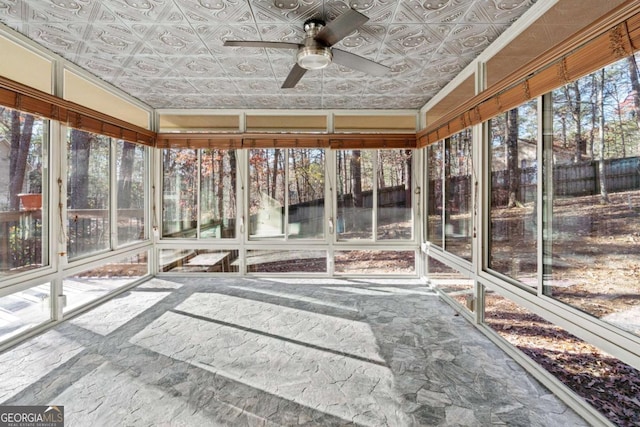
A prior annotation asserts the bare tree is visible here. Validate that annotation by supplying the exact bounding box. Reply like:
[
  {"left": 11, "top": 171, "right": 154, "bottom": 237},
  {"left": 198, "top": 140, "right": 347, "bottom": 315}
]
[
  {"left": 506, "top": 108, "right": 520, "bottom": 208},
  {"left": 598, "top": 69, "right": 610, "bottom": 204},
  {"left": 627, "top": 55, "right": 640, "bottom": 132}
]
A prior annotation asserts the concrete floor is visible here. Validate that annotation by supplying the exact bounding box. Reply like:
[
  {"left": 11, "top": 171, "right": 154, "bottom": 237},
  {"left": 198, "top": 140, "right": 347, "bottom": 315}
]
[{"left": 0, "top": 277, "right": 588, "bottom": 426}]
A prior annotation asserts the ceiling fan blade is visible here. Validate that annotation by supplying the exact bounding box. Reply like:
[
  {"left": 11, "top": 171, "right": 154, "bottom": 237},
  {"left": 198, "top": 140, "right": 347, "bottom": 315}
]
[
  {"left": 332, "top": 49, "right": 390, "bottom": 76},
  {"left": 282, "top": 64, "right": 307, "bottom": 88},
  {"left": 315, "top": 9, "right": 369, "bottom": 46},
  {"left": 223, "top": 40, "right": 300, "bottom": 50}
]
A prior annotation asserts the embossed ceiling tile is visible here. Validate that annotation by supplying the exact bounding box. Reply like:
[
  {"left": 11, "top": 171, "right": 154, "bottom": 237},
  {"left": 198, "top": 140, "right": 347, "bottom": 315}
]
[
  {"left": 130, "top": 54, "right": 171, "bottom": 74},
  {"left": 383, "top": 24, "right": 445, "bottom": 58},
  {"left": 394, "top": 0, "right": 471, "bottom": 24},
  {"left": 102, "top": 0, "right": 176, "bottom": 23},
  {"left": 144, "top": 77, "right": 195, "bottom": 95},
  {"left": 0, "top": 0, "right": 24, "bottom": 22},
  {"left": 321, "top": 63, "right": 367, "bottom": 79},
  {"left": 112, "top": 80, "right": 152, "bottom": 99},
  {"left": 466, "top": 0, "right": 536, "bottom": 24},
  {"left": 244, "top": 94, "right": 286, "bottom": 109},
  {"left": 281, "top": 77, "right": 323, "bottom": 93},
  {"left": 21, "top": 0, "right": 110, "bottom": 24},
  {"left": 325, "top": 0, "right": 398, "bottom": 24},
  {"left": 190, "top": 77, "right": 241, "bottom": 96},
  {"left": 74, "top": 55, "right": 127, "bottom": 77},
  {"left": 83, "top": 23, "right": 142, "bottom": 56},
  {"left": 321, "top": 95, "right": 362, "bottom": 109},
  {"left": 443, "top": 23, "right": 505, "bottom": 56},
  {"left": 257, "top": 23, "right": 305, "bottom": 43},
  {"left": 173, "top": 0, "right": 252, "bottom": 24},
  {"left": 200, "top": 23, "right": 260, "bottom": 51},
  {"left": 140, "top": 24, "right": 205, "bottom": 56},
  {"left": 323, "top": 77, "right": 366, "bottom": 95},
  {"left": 363, "top": 77, "right": 410, "bottom": 94},
  {"left": 26, "top": 22, "right": 83, "bottom": 58},
  {"left": 231, "top": 78, "right": 279, "bottom": 95},
  {"left": 165, "top": 56, "right": 224, "bottom": 78},
  {"left": 222, "top": 56, "right": 273, "bottom": 79},
  {"left": 360, "top": 94, "right": 421, "bottom": 109},
  {"left": 280, "top": 95, "right": 324, "bottom": 110},
  {"left": 250, "top": 0, "right": 322, "bottom": 24}
]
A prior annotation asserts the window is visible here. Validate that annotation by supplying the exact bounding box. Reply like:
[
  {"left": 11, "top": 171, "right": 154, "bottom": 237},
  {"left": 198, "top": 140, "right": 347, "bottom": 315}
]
[
  {"left": 249, "top": 148, "right": 325, "bottom": 240},
  {"left": 117, "top": 140, "right": 146, "bottom": 246},
  {"left": 543, "top": 54, "right": 640, "bottom": 337},
  {"left": 427, "top": 141, "right": 444, "bottom": 247},
  {"left": 200, "top": 149, "right": 237, "bottom": 239},
  {"left": 162, "top": 149, "right": 197, "bottom": 238},
  {"left": 0, "top": 107, "right": 48, "bottom": 275},
  {"left": 444, "top": 129, "right": 473, "bottom": 261},
  {"left": 488, "top": 100, "right": 538, "bottom": 287},
  {"left": 67, "top": 129, "right": 111, "bottom": 259},
  {"left": 336, "top": 149, "right": 413, "bottom": 241}
]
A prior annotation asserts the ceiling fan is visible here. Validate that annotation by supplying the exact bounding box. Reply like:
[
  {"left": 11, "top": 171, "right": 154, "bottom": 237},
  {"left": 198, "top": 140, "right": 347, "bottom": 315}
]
[{"left": 223, "top": 9, "right": 390, "bottom": 88}]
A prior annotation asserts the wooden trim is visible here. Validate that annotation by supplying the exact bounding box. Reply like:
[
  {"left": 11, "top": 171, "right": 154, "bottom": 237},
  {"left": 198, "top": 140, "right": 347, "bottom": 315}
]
[
  {"left": 418, "top": 0, "right": 640, "bottom": 147},
  {"left": 157, "top": 132, "right": 416, "bottom": 150},
  {"left": 0, "top": 75, "right": 154, "bottom": 146}
]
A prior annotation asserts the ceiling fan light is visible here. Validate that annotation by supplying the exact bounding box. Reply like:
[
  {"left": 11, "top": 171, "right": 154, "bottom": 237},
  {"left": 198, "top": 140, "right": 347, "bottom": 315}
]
[{"left": 297, "top": 46, "right": 332, "bottom": 70}]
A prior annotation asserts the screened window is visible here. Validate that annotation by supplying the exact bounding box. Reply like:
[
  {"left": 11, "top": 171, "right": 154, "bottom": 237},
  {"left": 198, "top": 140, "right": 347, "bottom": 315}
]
[
  {"left": 0, "top": 107, "right": 48, "bottom": 274},
  {"left": 543, "top": 53, "right": 640, "bottom": 338},
  {"left": 444, "top": 129, "right": 473, "bottom": 261},
  {"left": 488, "top": 100, "right": 538, "bottom": 287},
  {"left": 201, "top": 149, "right": 237, "bottom": 239},
  {"left": 162, "top": 149, "right": 197, "bottom": 238},
  {"left": 427, "top": 141, "right": 443, "bottom": 247},
  {"left": 336, "top": 149, "right": 413, "bottom": 241},
  {"left": 249, "top": 148, "right": 325, "bottom": 240},
  {"left": 67, "top": 129, "right": 110, "bottom": 259},
  {"left": 117, "top": 140, "right": 146, "bottom": 246}
]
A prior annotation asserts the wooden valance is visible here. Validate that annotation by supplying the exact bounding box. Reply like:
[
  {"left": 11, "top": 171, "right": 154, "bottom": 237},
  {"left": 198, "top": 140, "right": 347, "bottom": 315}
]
[
  {"left": 417, "top": 1, "right": 640, "bottom": 147},
  {"left": 0, "top": 76, "right": 155, "bottom": 146},
  {"left": 156, "top": 133, "right": 416, "bottom": 150}
]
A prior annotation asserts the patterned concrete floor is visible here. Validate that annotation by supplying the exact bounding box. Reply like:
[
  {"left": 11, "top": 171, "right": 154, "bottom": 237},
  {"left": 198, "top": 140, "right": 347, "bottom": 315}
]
[{"left": 0, "top": 277, "right": 589, "bottom": 426}]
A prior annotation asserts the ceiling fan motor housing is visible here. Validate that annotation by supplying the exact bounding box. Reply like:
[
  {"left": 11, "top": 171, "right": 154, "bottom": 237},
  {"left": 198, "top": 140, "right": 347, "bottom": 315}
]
[{"left": 297, "top": 19, "right": 332, "bottom": 70}]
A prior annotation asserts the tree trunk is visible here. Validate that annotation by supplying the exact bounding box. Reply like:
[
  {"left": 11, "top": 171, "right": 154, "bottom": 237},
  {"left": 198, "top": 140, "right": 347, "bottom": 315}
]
[
  {"left": 69, "top": 129, "right": 92, "bottom": 209},
  {"left": 627, "top": 55, "right": 640, "bottom": 134},
  {"left": 351, "top": 150, "right": 363, "bottom": 208},
  {"left": 271, "top": 148, "right": 280, "bottom": 200},
  {"left": 598, "top": 69, "right": 610, "bottom": 204},
  {"left": 572, "top": 81, "right": 583, "bottom": 162},
  {"left": 404, "top": 150, "right": 412, "bottom": 207},
  {"left": 117, "top": 142, "right": 135, "bottom": 208},
  {"left": 216, "top": 150, "right": 224, "bottom": 219},
  {"left": 506, "top": 108, "right": 520, "bottom": 208},
  {"left": 8, "top": 111, "right": 34, "bottom": 210}
]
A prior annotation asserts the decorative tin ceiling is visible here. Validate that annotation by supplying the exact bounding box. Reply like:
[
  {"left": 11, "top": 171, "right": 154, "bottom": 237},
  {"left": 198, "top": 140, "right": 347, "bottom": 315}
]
[{"left": 0, "top": 0, "right": 537, "bottom": 110}]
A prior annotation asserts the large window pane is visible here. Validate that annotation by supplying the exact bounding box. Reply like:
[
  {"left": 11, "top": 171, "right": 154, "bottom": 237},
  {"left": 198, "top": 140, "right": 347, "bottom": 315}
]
[
  {"left": 488, "top": 100, "right": 538, "bottom": 287},
  {"left": 0, "top": 108, "right": 48, "bottom": 274},
  {"left": 428, "top": 256, "right": 474, "bottom": 312},
  {"left": 334, "top": 250, "right": 415, "bottom": 274},
  {"left": 427, "top": 141, "right": 443, "bottom": 247},
  {"left": 247, "top": 249, "right": 326, "bottom": 273},
  {"left": 162, "top": 149, "right": 197, "bottom": 238},
  {"left": 117, "top": 141, "right": 146, "bottom": 246},
  {"left": 336, "top": 150, "right": 373, "bottom": 240},
  {"left": 160, "top": 249, "right": 239, "bottom": 273},
  {"left": 544, "top": 54, "right": 640, "bottom": 337},
  {"left": 288, "top": 149, "right": 325, "bottom": 239},
  {"left": 377, "top": 150, "right": 413, "bottom": 240},
  {"left": 444, "top": 129, "right": 473, "bottom": 261},
  {"left": 63, "top": 251, "right": 148, "bottom": 312},
  {"left": 249, "top": 149, "right": 285, "bottom": 239},
  {"left": 67, "top": 129, "right": 110, "bottom": 259},
  {"left": 0, "top": 283, "right": 50, "bottom": 343},
  {"left": 201, "top": 149, "right": 236, "bottom": 239},
  {"left": 485, "top": 288, "right": 640, "bottom": 426}
]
